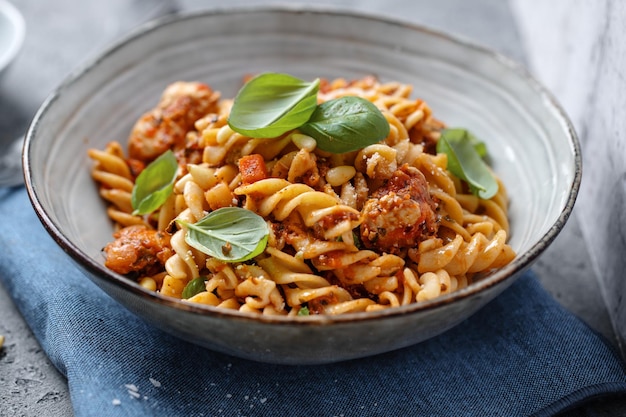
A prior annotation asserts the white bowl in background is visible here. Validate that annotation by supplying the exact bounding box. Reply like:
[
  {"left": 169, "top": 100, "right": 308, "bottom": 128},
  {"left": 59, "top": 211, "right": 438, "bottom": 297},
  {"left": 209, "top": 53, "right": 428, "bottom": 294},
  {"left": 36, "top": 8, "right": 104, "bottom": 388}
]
[{"left": 0, "top": 0, "right": 24, "bottom": 77}]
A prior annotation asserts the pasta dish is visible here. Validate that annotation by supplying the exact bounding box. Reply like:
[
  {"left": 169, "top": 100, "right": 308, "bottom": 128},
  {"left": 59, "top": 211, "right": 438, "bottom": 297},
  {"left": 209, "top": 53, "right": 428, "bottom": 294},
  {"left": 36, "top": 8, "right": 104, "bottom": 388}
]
[{"left": 88, "top": 74, "right": 515, "bottom": 316}]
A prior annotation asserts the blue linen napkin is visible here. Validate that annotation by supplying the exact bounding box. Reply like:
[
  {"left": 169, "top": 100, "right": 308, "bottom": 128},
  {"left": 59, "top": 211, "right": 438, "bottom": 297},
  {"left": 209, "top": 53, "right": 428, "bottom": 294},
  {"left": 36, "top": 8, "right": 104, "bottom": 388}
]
[{"left": 1, "top": 186, "right": 625, "bottom": 417}]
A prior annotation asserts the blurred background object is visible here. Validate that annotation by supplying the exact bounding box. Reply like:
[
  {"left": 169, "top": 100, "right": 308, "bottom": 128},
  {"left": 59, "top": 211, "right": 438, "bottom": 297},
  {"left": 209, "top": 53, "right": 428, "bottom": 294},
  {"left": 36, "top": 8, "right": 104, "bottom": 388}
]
[
  {"left": 0, "top": 0, "right": 25, "bottom": 186},
  {"left": 0, "top": 0, "right": 24, "bottom": 78}
]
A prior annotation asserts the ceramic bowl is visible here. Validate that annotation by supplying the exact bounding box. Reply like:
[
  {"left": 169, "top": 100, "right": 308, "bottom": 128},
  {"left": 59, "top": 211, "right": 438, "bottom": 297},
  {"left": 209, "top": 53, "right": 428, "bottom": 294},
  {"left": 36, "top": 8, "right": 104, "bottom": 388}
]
[
  {"left": 0, "top": 0, "right": 25, "bottom": 78},
  {"left": 24, "top": 7, "right": 581, "bottom": 364}
]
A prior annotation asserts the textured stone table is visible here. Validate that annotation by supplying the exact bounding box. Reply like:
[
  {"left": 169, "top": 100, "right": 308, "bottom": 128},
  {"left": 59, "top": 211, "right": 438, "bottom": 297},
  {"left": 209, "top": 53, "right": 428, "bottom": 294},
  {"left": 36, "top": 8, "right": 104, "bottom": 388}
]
[{"left": 0, "top": 0, "right": 624, "bottom": 415}]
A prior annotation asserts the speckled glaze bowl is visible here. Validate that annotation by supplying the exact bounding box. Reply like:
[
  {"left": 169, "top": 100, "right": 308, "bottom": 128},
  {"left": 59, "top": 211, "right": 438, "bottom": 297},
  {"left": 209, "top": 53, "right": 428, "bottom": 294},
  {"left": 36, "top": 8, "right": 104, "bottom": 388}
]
[{"left": 24, "top": 7, "right": 581, "bottom": 364}]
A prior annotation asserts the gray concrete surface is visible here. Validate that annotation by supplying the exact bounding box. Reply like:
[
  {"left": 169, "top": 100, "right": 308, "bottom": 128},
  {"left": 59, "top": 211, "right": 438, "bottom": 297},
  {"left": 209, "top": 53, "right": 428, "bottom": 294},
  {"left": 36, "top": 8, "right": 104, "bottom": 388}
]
[
  {"left": 1, "top": 0, "right": 625, "bottom": 416},
  {"left": 0, "top": 288, "right": 74, "bottom": 417}
]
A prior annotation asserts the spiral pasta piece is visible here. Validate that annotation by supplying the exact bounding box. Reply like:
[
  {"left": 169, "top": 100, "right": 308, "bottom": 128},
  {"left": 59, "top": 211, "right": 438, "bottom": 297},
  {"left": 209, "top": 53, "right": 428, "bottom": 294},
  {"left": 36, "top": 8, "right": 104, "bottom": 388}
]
[{"left": 235, "top": 178, "right": 361, "bottom": 240}]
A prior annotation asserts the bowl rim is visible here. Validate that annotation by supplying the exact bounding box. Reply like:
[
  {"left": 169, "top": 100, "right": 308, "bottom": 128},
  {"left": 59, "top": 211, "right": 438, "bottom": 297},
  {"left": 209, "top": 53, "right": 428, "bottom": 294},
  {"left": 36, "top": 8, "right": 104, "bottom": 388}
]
[
  {"left": 23, "top": 5, "right": 582, "bottom": 326},
  {"left": 0, "top": 0, "right": 25, "bottom": 73}
]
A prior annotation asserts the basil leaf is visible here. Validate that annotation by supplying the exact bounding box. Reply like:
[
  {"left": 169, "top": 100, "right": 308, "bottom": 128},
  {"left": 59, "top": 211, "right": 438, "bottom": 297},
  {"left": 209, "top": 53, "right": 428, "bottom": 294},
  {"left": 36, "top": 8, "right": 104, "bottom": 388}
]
[
  {"left": 437, "top": 129, "right": 498, "bottom": 199},
  {"left": 131, "top": 150, "right": 178, "bottom": 215},
  {"left": 297, "top": 306, "right": 310, "bottom": 316},
  {"left": 228, "top": 73, "right": 320, "bottom": 138},
  {"left": 300, "top": 96, "right": 390, "bottom": 153},
  {"left": 177, "top": 207, "right": 269, "bottom": 263},
  {"left": 442, "top": 128, "right": 487, "bottom": 157},
  {"left": 181, "top": 276, "right": 207, "bottom": 299}
]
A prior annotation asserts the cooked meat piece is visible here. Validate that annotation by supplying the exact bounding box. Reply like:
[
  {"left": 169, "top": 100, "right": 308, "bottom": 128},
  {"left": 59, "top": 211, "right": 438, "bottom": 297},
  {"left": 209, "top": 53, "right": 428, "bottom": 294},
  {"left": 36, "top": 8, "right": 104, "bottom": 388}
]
[
  {"left": 103, "top": 225, "right": 172, "bottom": 275},
  {"left": 360, "top": 164, "right": 438, "bottom": 254},
  {"left": 128, "top": 81, "right": 218, "bottom": 164}
]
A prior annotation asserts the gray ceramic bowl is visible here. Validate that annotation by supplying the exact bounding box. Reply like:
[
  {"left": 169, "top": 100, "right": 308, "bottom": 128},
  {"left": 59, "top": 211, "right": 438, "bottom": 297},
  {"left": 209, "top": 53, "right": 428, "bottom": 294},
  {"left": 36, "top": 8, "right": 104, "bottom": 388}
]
[{"left": 24, "top": 7, "right": 581, "bottom": 365}]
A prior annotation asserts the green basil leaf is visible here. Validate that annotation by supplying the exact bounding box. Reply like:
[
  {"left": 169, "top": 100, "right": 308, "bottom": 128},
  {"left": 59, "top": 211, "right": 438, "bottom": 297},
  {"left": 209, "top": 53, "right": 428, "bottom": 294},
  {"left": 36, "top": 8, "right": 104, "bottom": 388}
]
[
  {"left": 299, "top": 96, "right": 390, "bottom": 153},
  {"left": 442, "top": 128, "right": 487, "bottom": 157},
  {"left": 228, "top": 73, "right": 320, "bottom": 138},
  {"left": 177, "top": 207, "right": 269, "bottom": 263},
  {"left": 131, "top": 150, "right": 178, "bottom": 215},
  {"left": 181, "top": 276, "right": 207, "bottom": 299},
  {"left": 297, "top": 306, "right": 310, "bottom": 316},
  {"left": 437, "top": 129, "right": 498, "bottom": 199}
]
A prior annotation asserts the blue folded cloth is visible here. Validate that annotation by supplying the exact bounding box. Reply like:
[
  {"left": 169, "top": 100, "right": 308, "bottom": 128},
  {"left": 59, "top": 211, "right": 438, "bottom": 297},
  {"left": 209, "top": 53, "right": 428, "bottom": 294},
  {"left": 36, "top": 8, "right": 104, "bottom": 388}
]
[{"left": 1, "top": 186, "right": 625, "bottom": 417}]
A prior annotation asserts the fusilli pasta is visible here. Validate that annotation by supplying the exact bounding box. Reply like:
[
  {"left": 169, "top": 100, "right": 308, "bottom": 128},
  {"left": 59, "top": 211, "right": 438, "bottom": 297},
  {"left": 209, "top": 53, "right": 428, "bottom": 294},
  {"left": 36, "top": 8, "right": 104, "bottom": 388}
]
[{"left": 89, "top": 76, "right": 516, "bottom": 315}]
